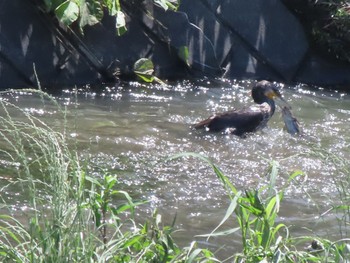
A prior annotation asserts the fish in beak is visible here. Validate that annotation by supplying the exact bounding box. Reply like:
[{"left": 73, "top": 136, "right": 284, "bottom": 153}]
[{"left": 282, "top": 106, "right": 300, "bottom": 135}]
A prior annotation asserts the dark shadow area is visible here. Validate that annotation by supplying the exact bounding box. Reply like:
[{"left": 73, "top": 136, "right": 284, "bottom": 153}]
[{"left": 0, "top": 0, "right": 100, "bottom": 90}]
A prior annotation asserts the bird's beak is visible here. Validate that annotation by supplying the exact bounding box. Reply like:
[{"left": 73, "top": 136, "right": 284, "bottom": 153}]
[
  {"left": 265, "top": 88, "right": 292, "bottom": 109},
  {"left": 275, "top": 96, "right": 291, "bottom": 109}
]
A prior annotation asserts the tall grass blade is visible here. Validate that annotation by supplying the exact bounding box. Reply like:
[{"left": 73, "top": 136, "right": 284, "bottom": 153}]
[
  {"left": 168, "top": 152, "right": 238, "bottom": 197},
  {"left": 200, "top": 191, "right": 241, "bottom": 240}
]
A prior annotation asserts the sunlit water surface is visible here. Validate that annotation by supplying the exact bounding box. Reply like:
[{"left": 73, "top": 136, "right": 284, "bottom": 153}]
[{"left": 1, "top": 79, "right": 350, "bottom": 258}]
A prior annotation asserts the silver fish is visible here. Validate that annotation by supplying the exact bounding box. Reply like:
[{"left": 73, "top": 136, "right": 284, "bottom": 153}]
[{"left": 281, "top": 106, "right": 300, "bottom": 135}]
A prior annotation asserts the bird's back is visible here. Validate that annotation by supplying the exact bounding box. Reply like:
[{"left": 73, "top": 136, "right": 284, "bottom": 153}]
[{"left": 194, "top": 103, "right": 272, "bottom": 136}]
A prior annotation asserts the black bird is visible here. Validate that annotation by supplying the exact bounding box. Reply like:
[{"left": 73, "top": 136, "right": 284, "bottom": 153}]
[{"left": 193, "top": 80, "right": 290, "bottom": 136}]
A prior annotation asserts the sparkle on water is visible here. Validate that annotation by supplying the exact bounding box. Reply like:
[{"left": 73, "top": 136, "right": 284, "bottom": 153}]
[{"left": 1, "top": 79, "right": 350, "bottom": 257}]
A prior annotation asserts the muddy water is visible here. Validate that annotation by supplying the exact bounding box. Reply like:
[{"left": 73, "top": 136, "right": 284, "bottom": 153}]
[{"left": 1, "top": 79, "right": 350, "bottom": 258}]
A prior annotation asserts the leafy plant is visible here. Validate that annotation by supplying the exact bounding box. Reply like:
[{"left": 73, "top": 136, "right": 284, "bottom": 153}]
[
  {"left": 202, "top": 156, "right": 297, "bottom": 262},
  {"left": 41, "top": 0, "right": 180, "bottom": 36},
  {"left": 154, "top": 0, "right": 179, "bottom": 11},
  {"left": 86, "top": 173, "right": 146, "bottom": 245},
  {"left": 133, "top": 58, "right": 164, "bottom": 84},
  {"left": 290, "top": 0, "right": 350, "bottom": 63},
  {"left": 169, "top": 152, "right": 350, "bottom": 262},
  {"left": 307, "top": 146, "right": 350, "bottom": 238}
]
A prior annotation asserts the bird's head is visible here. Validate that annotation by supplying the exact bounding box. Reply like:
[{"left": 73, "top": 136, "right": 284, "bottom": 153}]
[{"left": 252, "top": 80, "right": 291, "bottom": 109}]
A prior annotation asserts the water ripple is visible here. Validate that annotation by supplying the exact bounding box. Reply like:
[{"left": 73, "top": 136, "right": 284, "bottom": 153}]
[{"left": 1, "top": 80, "right": 349, "bottom": 255}]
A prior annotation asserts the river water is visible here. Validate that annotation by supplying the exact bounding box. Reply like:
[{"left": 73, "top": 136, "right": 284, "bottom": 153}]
[{"left": 1, "top": 79, "right": 350, "bottom": 258}]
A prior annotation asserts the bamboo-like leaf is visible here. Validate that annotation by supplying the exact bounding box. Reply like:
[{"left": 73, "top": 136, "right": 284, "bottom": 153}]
[
  {"left": 0, "top": 227, "right": 23, "bottom": 245},
  {"left": 205, "top": 192, "right": 241, "bottom": 240},
  {"left": 244, "top": 190, "right": 265, "bottom": 216},
  {"left": 197, "top": 227, "right": 241, "bottom": 238},
  {"left": 265, "top": 190, "right": 281, "bottom": 224},
  {"left": 168, "top": 152, "right": 238, "bottom": 196},
  {"left": 287, "top": 170, "right": 304, "bottom": 185},
  {"left": 122, "top": 234, "right": 144, "bottom": 249},
  {"left": 188, "top": 249, "right": 205, "bottom": 262},
  {"left": 55, "top": 1, "right": 79, "bottom": 26},
  {"left": 271, "top": 223, "right": 287, "bottom": 238}
]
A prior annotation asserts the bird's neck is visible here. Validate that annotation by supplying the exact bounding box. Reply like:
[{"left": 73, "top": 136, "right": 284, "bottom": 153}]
[{"left": 265, "top": 99, "right": 276, "bottom": 115}]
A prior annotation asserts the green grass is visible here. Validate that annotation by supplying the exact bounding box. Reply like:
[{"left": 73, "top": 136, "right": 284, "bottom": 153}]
[
  {"left": 0, "top": 90, "right": 214, "bottom": 262},
  {"left": 170, "top": 153, "right": 350, "bottom": 262},
  {"left": 0, "top": 90, "right": 349, "bottom": 262},
  {"left": 307, "top": 145, "right": 350, "bottom": 239}
]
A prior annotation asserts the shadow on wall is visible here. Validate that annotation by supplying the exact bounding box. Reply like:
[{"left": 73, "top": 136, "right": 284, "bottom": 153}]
[
  {"left": 180, "top": 0, "right": 309, "bottom": 81},
  {"left": 1, "top": 0, "right": 350, "bottom": 89},
  {"left": 0, "top": 0, "right": 99, "bottom": 89}
]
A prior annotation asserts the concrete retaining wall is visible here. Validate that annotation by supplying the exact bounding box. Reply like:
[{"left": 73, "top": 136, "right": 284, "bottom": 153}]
[{"left": 0, "top": 0, "right": 349, "bottom": 90}]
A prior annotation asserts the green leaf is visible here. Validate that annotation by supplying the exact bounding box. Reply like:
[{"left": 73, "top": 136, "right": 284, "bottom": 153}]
[
  {"left": 79, "top": 0, "right": 103, "bottom": 29},
  {"left": 265, "top": 192, "right": 279, "bottom": 221},
  {"left": 0, "top": 227, "right": 22, "bottom": 245},
  {"left": 84, "top": 175, "right": 101, "bottom": 186},
  {"left": 134, "top": 58, "right": 155, "bottom": 83},
  {"left": 116, "top": 10, "right": 127, "bottom": 36},
  {"left": 113, "top": 200, "right": 147, "bottom": 214},
  {"left": 271, "top": 223, "right": 287, "bottom": 238},
  {"left": 168, "top": 152, "right": 238, "bottom": 196},
  {"left": 197, "top": 227, "right": 241, "bottom": 238},
  {"left": 154, "top": 0, "right": 180, "bottom": 11},
  {"left": 206, "top": 192, "right": 241, "bottom": 240},
  {"left": 55, "top": 1, "right": 79, "bottom": 26},
  {"left": 178, "top": 45, "right": 191, "bottom": 67},
  {"left": 136, "top": 74, "right": 154, "bottom": 83},
  {"left": 245, "top": 190, "right": 265, "bottom": 216},
  {"left": 122, "top": 234, "right": 144, "bottom": 249},
  {"left": 134, "top": 58, "right": 154, "bottom": 75},
  {"left": 334, "top": 205, "right": 350, "bottom": 210},
  {"left": 153, "top": 76, "right": 165, "bottom": 85},
  {"left": 104, "top": 174, "right": 117, "bottom": 189},
  {"left": 187, "top": 248, "right": 204, "bottom": 262},
  {"left": 287, "top": 170, "right": 304, "bottom": 185},
  {"left": 105, "top": 0, "right": 121, "bottom": 16},
  {"left": 165, "top": 0, "right": 179, "bottom": 11},
  {"left": 154, "top": 0, "right": 169, "bottom": 11},
  {"left": 44, "top": 0, "right": 64, "bottom": 11}
]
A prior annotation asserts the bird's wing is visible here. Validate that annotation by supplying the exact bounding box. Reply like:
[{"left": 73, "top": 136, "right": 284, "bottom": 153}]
[{"left": 194, "top": 103, "right": 271, "bottom": 133}]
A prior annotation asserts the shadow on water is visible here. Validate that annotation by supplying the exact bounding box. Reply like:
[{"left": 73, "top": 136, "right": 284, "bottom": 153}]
[{"left": 1, "top": 79, "right": 350, "bottom": 258}]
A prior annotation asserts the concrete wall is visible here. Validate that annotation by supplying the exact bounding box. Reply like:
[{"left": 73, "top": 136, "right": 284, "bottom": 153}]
[{"left": 0, "top": 0, "right": 349, "bottom": 90}]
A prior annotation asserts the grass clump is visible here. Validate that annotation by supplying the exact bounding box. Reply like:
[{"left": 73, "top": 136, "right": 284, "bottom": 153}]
[
  {"left": 170, "top": 153, "right": 350, "bottom": 262},
  {"left": 0, "top": 91, "right": 93, "bottom": 262},
  {"left": 0, "top": 90, "right": 213, "bottom": 262}
]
